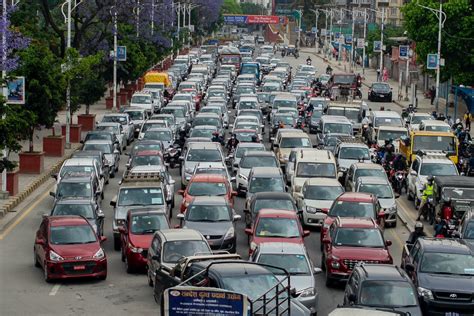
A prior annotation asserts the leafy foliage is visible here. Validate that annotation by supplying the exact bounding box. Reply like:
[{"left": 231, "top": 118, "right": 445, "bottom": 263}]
[
  {"left": 221, "top": 0, "right": 242, "bottom": 15},
  {"left": 241, "top": 3, "right": 266, "bottom": 15},
  {"left": 366, "top": 25, "right": 405, "bottom": 58}
]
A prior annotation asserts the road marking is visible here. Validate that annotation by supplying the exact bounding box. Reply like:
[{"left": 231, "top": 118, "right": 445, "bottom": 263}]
[
  {"left": 0, "top": 189, "right": 50, "bottom": 240},
  {"left": 49, "top": 284, "right": 61, "bottom": 296}
]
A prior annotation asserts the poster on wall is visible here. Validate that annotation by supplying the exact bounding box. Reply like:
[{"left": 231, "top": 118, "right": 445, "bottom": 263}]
[{"left": 6, "top": 76, "right": 26, "bottom": 104}]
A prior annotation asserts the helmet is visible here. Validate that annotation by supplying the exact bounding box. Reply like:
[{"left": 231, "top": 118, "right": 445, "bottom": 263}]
[
  {"left": 456, "top": 118, "right": 461, "bottom": 124},
  {"left": 427, "top": 175, "right": 434, "bottom": 183},
  {"left": 415, "top": 221, "right": 424, "bottom": 233}
]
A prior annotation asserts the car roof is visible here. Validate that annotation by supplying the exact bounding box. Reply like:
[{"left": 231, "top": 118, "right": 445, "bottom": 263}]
[
  {"left": 48, "top": 215, "right": 90, "bottom": 227},
  {"left": 54, "top": 198, "right": 93, "bottom": 205},
  {"left": 258, "top": 209, "right": 299, "bottom": 218},
  {"left": 188, "top": 142, "right": 220, "bottom": 150},
  {"left": 357, "top": 176, "right": 390, "bottom": 185},
  {"left": 417, "top": 154, "right": 456, "bottom": 164},
  {"left": 355, "top": 264, "right": 408, "bottom": 281},
  {"left": 190, "top": 174, "right": 227, "bottom": 182},
  {"left": 127, "top": 208, "right": 168, "bottom": 216},
  {"left": 336, "top": 217, "right": 377, "bottom": 228},
  {"left": 250, "top": 167, "right": 282, "bottom": 176},
  {"left": 158, "top": 228, "right": 205, "bottom": 242},
  {"left": 206, "top": 262, "right": 273, "bottom": 277},
  {"left": 305, "top": 177, "right": 342, "bottom": 186},
  {"left": 297, "top": 149, "right": 334, "bottom": 161},
  {"left": 63, "top": 158, "right": 96, "bottom": 166},
  {"left": 257, "top": 242, "right": 307, "bottom": 255},
  {"left": 83, "top": 139, "right": 112, "bottom": 145},
  {"left": 337, "top": 192, "right": 375, "bottom": 202},
  {"left": 242, "top": 151, "right": 275, "bottom": 157},
  {"left": 190, "top": 196, "right": 229, "bottom": 205},
  {"left": 321, "top": 115, "right": 351, "bottom": 123},
  {"left": 421, "top": 119, "right": 449, "bottom": 126},
  {"left": 371, "top": 111, "right": 401, "bottom": 118},
  {"left": 253, "top": 192, "right": 293, "bottom": 200},
  {"left": 352, "top": 163, "right": 385, "bottom": 171}
]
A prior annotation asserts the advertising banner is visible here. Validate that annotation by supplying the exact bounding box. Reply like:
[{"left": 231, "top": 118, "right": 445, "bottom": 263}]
[
  {"left": 164, "top": 287, "right": 248, "bottom": 316},
  {"left": 117, "top": 46, "right": 127, "bottom": 61},
  {"left": 223, "top": 15, "right": 248, "bottom": 24},
  {"left": 357, "top": 38, "right": 365, "bottom": 49},
  {"left": 6, "top": 76, "right": 25, "bottom": 104},
  {"left": 399, "top": 45, "right": 409, "bottom": 59},
  {"left": 373, "top": 41, "right": 382, "bottom": 52},
  {"left": 427, "top": 53, "right": 438, "bottom": 69},
  {"left": 223, "top": 15, "right": 287, "bottom": 25}
]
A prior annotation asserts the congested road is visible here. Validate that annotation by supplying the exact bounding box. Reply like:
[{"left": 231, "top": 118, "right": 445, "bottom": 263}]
[{"left": 0, "top": 48, "right": 415, "bottom": 315}]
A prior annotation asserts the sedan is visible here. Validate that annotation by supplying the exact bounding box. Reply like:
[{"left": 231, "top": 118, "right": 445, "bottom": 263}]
[{"left": 368, "top": 82, "right": 392, "bottom": 102}]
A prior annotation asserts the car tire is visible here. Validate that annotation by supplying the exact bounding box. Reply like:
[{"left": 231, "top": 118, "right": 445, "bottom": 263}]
[
  {"left": 325, "top": 269, "right": 333, "bottom": 287},
  {"left": 114, "top": 236, "right": 121, "bottom": 251},
  {"left": 44, "top": 262, "right": 52, "bottom": 283},
  {"left": 391, "top": 220, "right": 397, "bottom": 228},
  {"left": 321, "top": 254, "right": 326, "bottom": 271},
  {"left": 125, "top": 257, "right": 134, "bottom": 274},
  {"left": 34, "top": 251, "right": 40, "bottom": 268}
]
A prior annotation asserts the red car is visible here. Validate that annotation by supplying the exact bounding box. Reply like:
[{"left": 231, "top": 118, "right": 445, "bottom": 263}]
[
  {"left": 245, "top": 209, "right": 310, "bottom": 255},
  {"left": 119, "top": 209, "right": 170, "bottom": 273},
  {"left": 320, "top": 192, "right": 384, "bottom": 249},
  {"left": 322, "top": 217, "right": 393, "bottom": 286},
  {"left": 34, "top": 215, "right": 107, "bottom": 282},
  {"left": 178, "top": 174, "right": 236, "bottom": 213}
]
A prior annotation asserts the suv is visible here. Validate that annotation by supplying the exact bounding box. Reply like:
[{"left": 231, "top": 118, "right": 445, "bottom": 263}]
[
  {"left": 291, "top": 149, "right": 337, "bottom": 194},
  {"left": 101, "top": 113, "right": 134, "bottom": 145},
  {"left": 110, "top": 170, "right": 168, "bottom": 250},
  {"left": 180, "top": 142, "right": 224, "bottom": 187},
  {"left": 345, "top": 162, "right": 388, "bottom": 192},
  {"left": 459, "top": 210, "right": 474, "bottom": 240},
  {"left": 246, "top": 167, "right": 286, "bottom": 208},
  {"left": 322, "top": 217, "right": 393, "bottom": 286},
  {"left": 321, "top": 192, "right": 385, "bottom": 247},
  {"left": 407, "top": 153, "right": 459, "bottom": 208},
  {"left": 50, "top": 172, "right": 101, "bottom": 204},
  {"left": 343, "top": 264, "right": 422, "bottom": 315},
  {"left": 401, "top": 238, "right": 474, "bottom": 315},
  {"left": 244, "top": 192, "right": 298, "bottom": 228},
  {"left": 82, "top": 140, "right": 120, "bottom": 178},
  {"left": 334, "top": 137, "right": 371, "bottom": 179},
  {"left": 236, "top": 151, "right": 279, "bottom": 195},
  {"left": 274, "top": 132, "right": 312, "bottom": 168}
]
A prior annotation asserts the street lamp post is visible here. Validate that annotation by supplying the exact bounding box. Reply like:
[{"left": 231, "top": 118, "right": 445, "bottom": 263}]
[
  {"left": 379, "top": 7, "right": 384, "bottom": 82},
  {"left": 296, "top": 9, "right": 303, "bottom": 48},
  {"left": 329, "top": 8, "right": 333, "bottom": 60},
  {"left": 362, "top": 8, "right": 367, "bottom": 75},
  {"left": 111, "top": 2, "right": 117, "bottom": 111},
  {"left": 309, "top": 9, "right": 320, "bottom": 54},
  {"left": 417, "top": 1, "right": 446, "bottom": 112}
]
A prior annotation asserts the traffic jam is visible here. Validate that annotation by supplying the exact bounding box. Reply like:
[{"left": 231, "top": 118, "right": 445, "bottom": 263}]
[{"left": 32, "top": 34, "right": 473, "bottom": 316}]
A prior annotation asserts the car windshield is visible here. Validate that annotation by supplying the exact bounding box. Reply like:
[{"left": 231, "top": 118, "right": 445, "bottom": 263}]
[
  {"left": 131, "top": 155, "right": 163, "bottom": 167},
  {"left": 254, "top": 199, "right": 295, "bottom": 213},
  {"left": 236, "top": 146, "right": 265, "bottom": 158},
  {"left": 258, "top": 254, "right": 310, "bottom": 275},
  {"left": 372, "top": 83, "right": 391, "bottom": 92},
  {"left": 359, "top": 184, "right": 393, "bottom": 199},
  {"left": 236, "top": 132, "right": 257, "bottom": 142},
  {"left": 262, "top": 85, "right": 279, "bottom": 92},
  {"left": 274, "top": 100, "right": 296, "bottom": 109},
  {"left": 236, "top": 86, "right": 255, "bottom": 94},
  {"left": 333, "top": 74, "right": 355, "bottom": 84},
  {"left": 162, "top": 108, "right": 185, "bottom": 117},
  {"left": 60, "top": 166, "right": 94, "bottom": 177},
  {"left": 50, "top": 225, "right": 97, "bottom": 245},
  {"left": 188, "top": 182, "right": 227, "bottom": 196},
  {"left": 52, "top": 204, "right": 94, "bottom": 219},
  {"left": 57, "top": 182, "right": 92, "bottom": 198},
  {"left": 194, "top": 117, "right": 221, "bottom": 127},
  {"left": 83, "top": 143, "right": 112, "bottom": 153},
  {"left": 280, "top": 137, "right": 311, "bottom": 148},
  {"left": 378, "top": 130, "right": 407, "bottom": 141},
  {"left": 420, "top": 252, "right": 474, "bottom": 275},
  {"left": 463, "top": 221, "right": 474, "bottom": 239},
  {"left": 201, "top": 108, "right": 221, "bottom": 115},
  {"left": 143, "top": 123, "right": 167, "bottom": 132},
  {"left": 324, "top": 123, "right": 352, "bottom": 135},
  {"left": 221, "top": 273, "right": 282, "bottom": 301},
  {"left": 329, "top": 201, "right": 374, "bottom": 217},
  {"left": 425, "top": 125, "right": 450, "bottom": 132},
  {"left": 411, "top": 115, "right": 432, "bottom": 124},
  {"left": 241, "top": 156, "right": 277, "bottom": 168},
  {"left": 96, "top": 125, "right": 119, "bottom": 134},
  {"left": 296, "top": 162, "right": 336, "bottom": 178},
  {"left": 256, "top": 217, "right": 300, "bottom": 238},
  {"left": 334, "top": 228, "right": 384, "bottom": 247},
  {"left": 274, "top": 115, "right": 295, "bottom": 125},
  {"left": 162, "top": 240, "right": 211, "bottom": 263},
  {"left": 420, "top": 163, "right": 458, "bottom": 176},
  {"left": 375, "top": 117, "right": 403, "bottom": 127},
  {"left": 118, "top": 188, "right": 164, "bottom": 206},
  {"left": 190, "top": 128, "right": 214, "bottom": 138},
  {"left": 304, "top": 185, "right": 343, "bottom": 200},
  {"left": 354, "top": 169, "right": 385, "bottom": 181},
  {"left": 186, "top": 204, "right": 231, "bottom": 222},
  {"left": 360, "top": 281, "right": 418, "bottom": 307},
  {"left": 132, "top": 143, "right": 163, "bottom": 152},
  {"left": 102, "top": 116, "right": 127, "bottom": 125},
  {"left": 339, "top": 147, "right": 370, "bottom": 160},
  {"left": 249, "top": 177, "right": 285, "bottom": 193},
  {"left": 239, "top": 101, "right": 258, "bottom": 109},
  {"left": 131, "top": 95, "right": 152, "bottom": 104},
  {"left": 143, "top": 131, "right": 172, "bottom": 141},
  {"left": 187, "top": 149, "right": 222, "bottom": 162},
  {"left": 327, "top": 108, "right": 360, "bottom": 121},
  {"left": 85, "top": 133, "right": 111, "bottom": 142},
  {"left": 130, "top": 214, "right": 168, "bottom": 234},
  {"left": 125, "top": 111, "right": 144, "bottom": 120}
]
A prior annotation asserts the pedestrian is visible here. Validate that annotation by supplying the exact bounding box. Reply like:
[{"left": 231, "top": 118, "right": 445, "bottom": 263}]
[
  {"left": 376, "top": 69, "right": 381, "bottom": 82},
  {"left": 430, "top": 86, "right": 436, "bottom": 105},
  {"left": 382, "top": 67, "right": 388, "bottom": 82},
  {"left": 464, "top": 111, "right": 471, "bottom": 130}
]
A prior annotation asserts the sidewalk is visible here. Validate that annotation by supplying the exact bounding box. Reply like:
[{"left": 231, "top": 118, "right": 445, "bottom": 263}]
[
  {"left": 0, "top": 95, "right": 112, "bottom": 218},
  {"left": 302, "top": 48, "right": 467, "bottom": 121}
]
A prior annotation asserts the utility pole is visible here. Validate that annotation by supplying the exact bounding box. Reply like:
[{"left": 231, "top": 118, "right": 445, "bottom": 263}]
[
  {"left": 310, "top": 9, "right": 320, "bottom": 54},
  {"left": 362, "top": 8, "right": 367, "bottom": 75},
  {"left": 296, "top": 9, "right": 303, "bottom": 48},
  {"left": 329, "top": 8, "right": 333, "bottom": 60},
  {"left": 379, "top": 7, "right": 384, "bottom": 82},
  {"left": 338, "top": 8, "right": 342, "bottom": 65},
  {"left": 151, "top": 0, "right": 154, "bottom": 36},
  {"left": 350, "top": 7, "right": 355, "bottom": 72},
  {"left": 324, "top": 9, "right": 328, "bottom": 58},
  {"left": 1, "top": 0, "right": 8, "bottom": 193}
]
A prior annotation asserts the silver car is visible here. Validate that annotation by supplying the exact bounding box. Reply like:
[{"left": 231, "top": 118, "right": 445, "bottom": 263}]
[{"left": 251, "top": 242, "right": 321, "bottom": 315}]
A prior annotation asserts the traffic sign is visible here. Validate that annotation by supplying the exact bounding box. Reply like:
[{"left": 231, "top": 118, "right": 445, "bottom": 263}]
[
  {"left": 117, "top": 46, "right": 127, "bottom": 61},
  {"left": 321, "top": 28, "right": 327, "bottom": 36},
  {"left": 399, "top": 45, "right": 409, "bottom": 59},
  {"left": 373, "top": 41, "right": 382, "bottom": 52},
  {"left": 357, "top": 38, "right": 365, "bottom": 49},
  {"left": 311, "top": 27, "right": 318, "bottom": 34},
  {"left": 427, "top": 53, "right": 438, "bottom": 69},
  {"left": 345, "top": 35, "right": 352, "bottom": 44}
]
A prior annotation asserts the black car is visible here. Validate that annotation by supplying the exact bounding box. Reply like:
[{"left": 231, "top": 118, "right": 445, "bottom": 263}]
[
  {"left": 244, "top": 192, "right": 298, "bottom": 228},
  {"left": 401, "top": 238, "right": 474, "bottom": 315},
  {"left": 51, "top": 198, "right": 105, "bottom": 237},
  {"left": 343, "top": 264, "right": 422, "bottom": 316},
  {"left": 459, "top": 209, "right": 474, "bottom": 241},
  {"left": 50, "top": 172, "right": 102, "bottom": 203},
  {"left": 368, "top": 82, "right": 392, "bottom": 102}
]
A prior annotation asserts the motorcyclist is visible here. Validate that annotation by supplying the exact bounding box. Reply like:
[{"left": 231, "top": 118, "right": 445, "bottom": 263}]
[
  {"left": 251, "top": 134, "right": 258, "bottom": 143},
  {"left": 211, "top": 131, "right": 222, "bottom": 143},
  {"left": 452, "top": 118, "right": 463, "bottom": 131},
  {"left": 356, "top": 73, "right": 362, "bottom": 87},
  {"left": 226, "top": 134, "right": 239, "bottom": 152},
  {"left": 326, "top": 65, "right": 333, "bottom": 75},
  {"left": 381, "top": 139, "right": 395, "bottom": 165},
  {"left": 434, "top": 217, "right": 448, "bottom": 237},
  {"left": 407, "top": 222, "right": 427, "bottom": 244},
  {"left": 306, "top": 56, "right": 312, "bottom": 65},
  {"left": 306, "top": 102, "right": 314, "bottom": 115},
  {"left": 278, "top": 120, "right": 285, "bottom": 129},
  {"left": 417, "top": 175, "right": 435, "bottom": 220},
  {"left": 392, "top": 153, "right": 407, "bottom": 172}
]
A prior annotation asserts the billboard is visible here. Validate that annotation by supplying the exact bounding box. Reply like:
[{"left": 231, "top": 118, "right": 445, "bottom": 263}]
[
  {"left": 164, "top": 287, "right": 248, "bottom": 316},
  {"left": 373, "top": 41, "right": 382, "bottom": 52},
  {"left": 399, "top": 45, "right": 409, "bottom": 59},
  {"left": 427, "top": 53, "right": 438, "bottom": 70},
  {"left": 6, "top": 76, "right": 25, "bottom": 104},
  {"left": 223, "top": 15, "right": 287, "bottom": 25}
]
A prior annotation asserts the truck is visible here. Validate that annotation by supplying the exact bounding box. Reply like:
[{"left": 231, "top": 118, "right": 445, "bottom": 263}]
[
  {"left": 219, "top": 46, "right": 242, "bottom": 71},
  {"left": 240, "top": 62, "right": 261, "bottom": 85},
  {"left": 399, "top": 130, "right": 458, "bottom": 164}
]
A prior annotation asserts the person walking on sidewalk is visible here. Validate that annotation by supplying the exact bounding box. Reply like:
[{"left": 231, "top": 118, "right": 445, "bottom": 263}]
[
  {"left": 376, "top": 69, "right": 381, "bottom": 82},
  {"left": 430, "top": 86, "right": 436, "bottom": 105},
  {"left": 464, "top": 111, "right": 471, "bottom": 130},
  {"left": 382, "top": 67, "right": 388, "bottom": 82}
]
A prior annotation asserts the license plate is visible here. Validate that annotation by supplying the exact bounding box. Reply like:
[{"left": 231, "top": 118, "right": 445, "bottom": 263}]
[
  {"left": 73, "top": 265, "right": 86, "bottom": 270},
  {"left": 445, "top": 313, "right": 460, "bottom": 316},
  {"left": 379, "top": 94, "right": 385, "bottom": 97}
]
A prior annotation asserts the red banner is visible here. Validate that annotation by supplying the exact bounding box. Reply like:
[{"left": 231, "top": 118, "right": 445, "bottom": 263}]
[{"left": 247, "top": 15, "right": 284, "bottom": 24}]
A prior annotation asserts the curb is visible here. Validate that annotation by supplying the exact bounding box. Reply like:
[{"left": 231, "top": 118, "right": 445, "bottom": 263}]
[{"left": 0, "top": 144, "right": 81, "bottom": 218}]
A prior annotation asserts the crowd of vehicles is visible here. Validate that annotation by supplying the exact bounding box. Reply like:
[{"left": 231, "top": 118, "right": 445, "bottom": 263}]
[{"left": 32, "top": 33, "right": 473, "bottom": 316}]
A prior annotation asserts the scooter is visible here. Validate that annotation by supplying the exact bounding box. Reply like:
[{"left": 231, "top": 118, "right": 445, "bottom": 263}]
[
  {"left": 392, "top": 170, "right": 407, "bottom": 195},
  {"left": 419, "top": 194, "right": 436, "bottom": 225}
]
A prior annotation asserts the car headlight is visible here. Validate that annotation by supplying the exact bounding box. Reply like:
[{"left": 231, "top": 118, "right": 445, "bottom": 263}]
[
  {"left": 239, "top": 174, "right": 248, "bottom": 181},
  {"left": 338, "top": 167, "right": 347, "bottom": 172},
  {"left": 185, "top": 167, "right": 193, "bottom": 174},
  {"left": 387, "top": 205, "right": 397, "bottom": 213},
  {"left": 93, "top": 248, "right": 105, "bottom": 259},
  {"left": 49, "top": 250, "right": 64, "bottom": 262},
  {"left": 306, "top": 206, "right": 317, "bottom": 214},
  {"left": 250, "top": 242, "right": 257, "bottom": 251},
  {"left": 417, "top": 287, "right": 434, "bottom": 300},
  {"left": 224, "top": 227, "right": 235, "bottom": 240},
  {"left": 330, "top": 256, "right": 340, "bottom": 269},
  {"left": 298, "top": 287, "right": 315, "bottom": 298},
  {"left": 116, "top": 219, "right": 125, "bottom": 227},
  {"left": 128, "top": 242, "right": 143, "bottom": 253}
]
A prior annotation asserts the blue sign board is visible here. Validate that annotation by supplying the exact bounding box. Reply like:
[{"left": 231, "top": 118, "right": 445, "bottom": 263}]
[
  {"left": 117, "top": 46, "right": 127, "bottom": 61},
  {"left": 311, "top": 27, "right": 318, "bottom": 34},
  {"left": 164, "top": 287, "right": 248, "bottom": 316},
  {"left": 373, "top": 41, "right": 382, "bottom": 52},
  {"left": 427, "top": 53, "right": 438, "bottom": 70},
  {"left": 345, "top": 35, "right": 352, "bottom": 44},
  {"left": 399, "top": 45, "right": 409, "bottom": 59},
  {"left": 224, "top": 15, "right": 248, "bottom": 24},
  {"left": 335, "top": 32, "right": 340, "bottom": 39}
]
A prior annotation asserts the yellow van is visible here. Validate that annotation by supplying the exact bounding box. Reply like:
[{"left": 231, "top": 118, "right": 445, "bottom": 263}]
[{"left": 399, "top": 131, "right": 458, "bottom": 164}]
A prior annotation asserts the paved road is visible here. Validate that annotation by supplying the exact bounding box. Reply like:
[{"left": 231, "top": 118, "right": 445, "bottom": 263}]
[{"left": 0, "top": 51, "right": 416, "bottom": 315}]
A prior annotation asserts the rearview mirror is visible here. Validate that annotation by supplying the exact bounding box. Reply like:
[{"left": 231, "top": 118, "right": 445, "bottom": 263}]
[
  {"left": 405, "top": 263, "right": 415, "bottom": 272},
  {"left": 35, "top": 238, "right": 45, "bottom": 245},
  {"left": 177, "top": 190, "right": 185, "bottom": 196},
  {"left": 303, "top": 230, "right": 310, "bottom": 238},
  {"left": 244, "top": 228, "right": 253, "bottom": 236},
  {"left": 100, "top": 236, "right": 107, "bottom": 243},
  {"left": 233, "top": 214, "right": 241, "bottom": 221},
  {"left": 348, "top": 293, "right": 357, "bottom": 302},
  {"left": 385, "top": 240, "right": 392, "bottom": 247},
  {"left": 49, "top": 191, "right": 55, "bottom": 197},
  {"left": 177, "top": 213, "right": 185, "bottom": 220}
]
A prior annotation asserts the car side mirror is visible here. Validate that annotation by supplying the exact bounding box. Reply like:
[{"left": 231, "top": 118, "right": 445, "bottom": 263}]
[
  {"left": 100, "top": 236, "right": 107, "bottom": 243},
  {"left": 35, "top": 238, "right": 45, "bottom": 245},
  {"left": 233, "top": 214, "right": 241, "bottom": 221},
  {"left": 395, "top": 194, "right": 400, "bottom": 199},
  {"left": 177, "top": 189, "right": 185, "bottom": 196},
  {"left": 322, "top": 237, "right": 331, "bottom": 244},
  {"left": 378, "top": 211, "right": 385, "bottom": 218},
  {"left": 405, "top": 263, "right": 415, "bottom": 273},
  {"left": 313, "top": 267, "right": 322, "bottom": 274},
  {"left": 348, "top": 293, "right": 357, "bottom": 302},
  {"left": 98, "top": 211, "right": 105, "bottom": 218},
  {"left": 118, "top": 226, "right": 126, "bottom": 234},
  {"left": 244, "top": 228, "right": 253, "bottom": 236},
  {"left": 410, "top": 170, "right": 417, "bottom": 176},
  {"left": 385, "top": 240, "right": 392, "bottom": 247},
  {"left": 49, "top": 191, "right": 55, "bottom": 197},
  {"left": 152, "top": 255, "right": 159, "bottom": 261},
  {"left": 303, "top": 230, "right": 310, "bottom": 238},
  {"left": 51, "top": 174, "right": 58, "bottom": 180},
  {"left": 113, "top": 149, "right": 120, "bottom": 155},
  {"left": 231, "top": 191, "right": 237, "bottom": 197},
  {"left": 110, "top": 200, "right": 117, "bottom": 207},
  {"left": 177, "top": 213, "right": 185, "bottom": 220}
]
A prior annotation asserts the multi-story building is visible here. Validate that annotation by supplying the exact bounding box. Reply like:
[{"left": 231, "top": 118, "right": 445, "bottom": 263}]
[{"left": 375, "top": 0, "right": 404, "bottom": 26}]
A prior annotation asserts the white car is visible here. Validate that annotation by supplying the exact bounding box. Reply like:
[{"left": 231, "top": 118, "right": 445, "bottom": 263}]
[
  {"left": 101, "top": 113, "right": 134, "bottom": 145},
  {"left": 96, "top": 122, "right": 126, "bottom": 150},
  {"left": 130, "top": 92, "right": 153, "bottom": 113}
]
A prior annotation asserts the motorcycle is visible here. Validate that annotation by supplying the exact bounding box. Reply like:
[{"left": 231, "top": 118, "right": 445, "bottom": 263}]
[
  {"left": 306, "top": 59, "right": 312, "bottom": 65},
  {"left": 419, "top": 193, "right": 436, "bottom": 225},
  {"left": 354, "top": 88, "right": 363, "bottom": 99},
  {"left": 165, "top": 145, "right": 181, "bottom": 168},
  {"left": 326, "top": 68, "right": 333, "bottom": 75},
  {"left": 392, "top": 170, "right": 407, "bottom": 195}
]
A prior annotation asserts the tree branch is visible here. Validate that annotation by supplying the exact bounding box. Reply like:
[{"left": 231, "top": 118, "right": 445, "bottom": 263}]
[{"left": 39, "top": 0, "right": 65, "bottom": 57}]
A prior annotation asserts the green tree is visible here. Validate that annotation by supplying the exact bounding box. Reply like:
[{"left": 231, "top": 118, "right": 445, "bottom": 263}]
[
  {"left": 366, "top": 25, "right": 405, "bottom": 57},
  {"left": 14, "top": 44, "right": 65, "bottom": 152},
  {"left": 241, "top": 3, "right": 266, "bottom": 15},
  {"left": 402, "top": 0, "right": 474, "bottom": 84},
  {"left": 221, "top": 0, "right": 242, "bottom": 15}
]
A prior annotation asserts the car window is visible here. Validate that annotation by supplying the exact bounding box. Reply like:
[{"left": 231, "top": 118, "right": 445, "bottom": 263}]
[
  {"left": 50, "top": 225, "right": 97, "bottom": 245},
  {"left": 329, "top": 200, "right": 375, "bottom": 218},
  {"left": 162, "top": 240, "right": 210, "bottom": 263},
  {"left": 131, "top": 214, "right": 169, "bottom": 234}
]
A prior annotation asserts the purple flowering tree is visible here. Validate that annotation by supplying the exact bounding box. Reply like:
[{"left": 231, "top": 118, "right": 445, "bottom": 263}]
[{"left": 0, "top": 5, "right": 30, "bottom": 72}]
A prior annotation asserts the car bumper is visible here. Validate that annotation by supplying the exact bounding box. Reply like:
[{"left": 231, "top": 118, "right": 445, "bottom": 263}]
[
  {"left": 326, "top": 269, "right": 351, "bottom": 282},
  {"left": 208, "top": 237, "right": 236, "bottom": 252},
  {"left": 420, "top": 298, "right": 474, "bottom": 316},
  {"left": 302, "top": 211, "right": 327, "bottom": 226},
  {"left": 45, "top": 258, "right": 107, "bottom": 280},
  {"left": 126, "top": 250, "right": 148, "bottom": 270},
  {"left": 297, "top": 293, "right": 319, "bottom": 314},
  {"left": 385, "top": 211, "right": 397, "bottom": 224}
]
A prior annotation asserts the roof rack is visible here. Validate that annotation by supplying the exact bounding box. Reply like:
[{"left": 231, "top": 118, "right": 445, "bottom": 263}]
[
  {"left": 120, "top": 169, "right": 164, "bottom": 184},
  {"left": 337, "top": 136, "right": 364, "bottom": 144}
]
